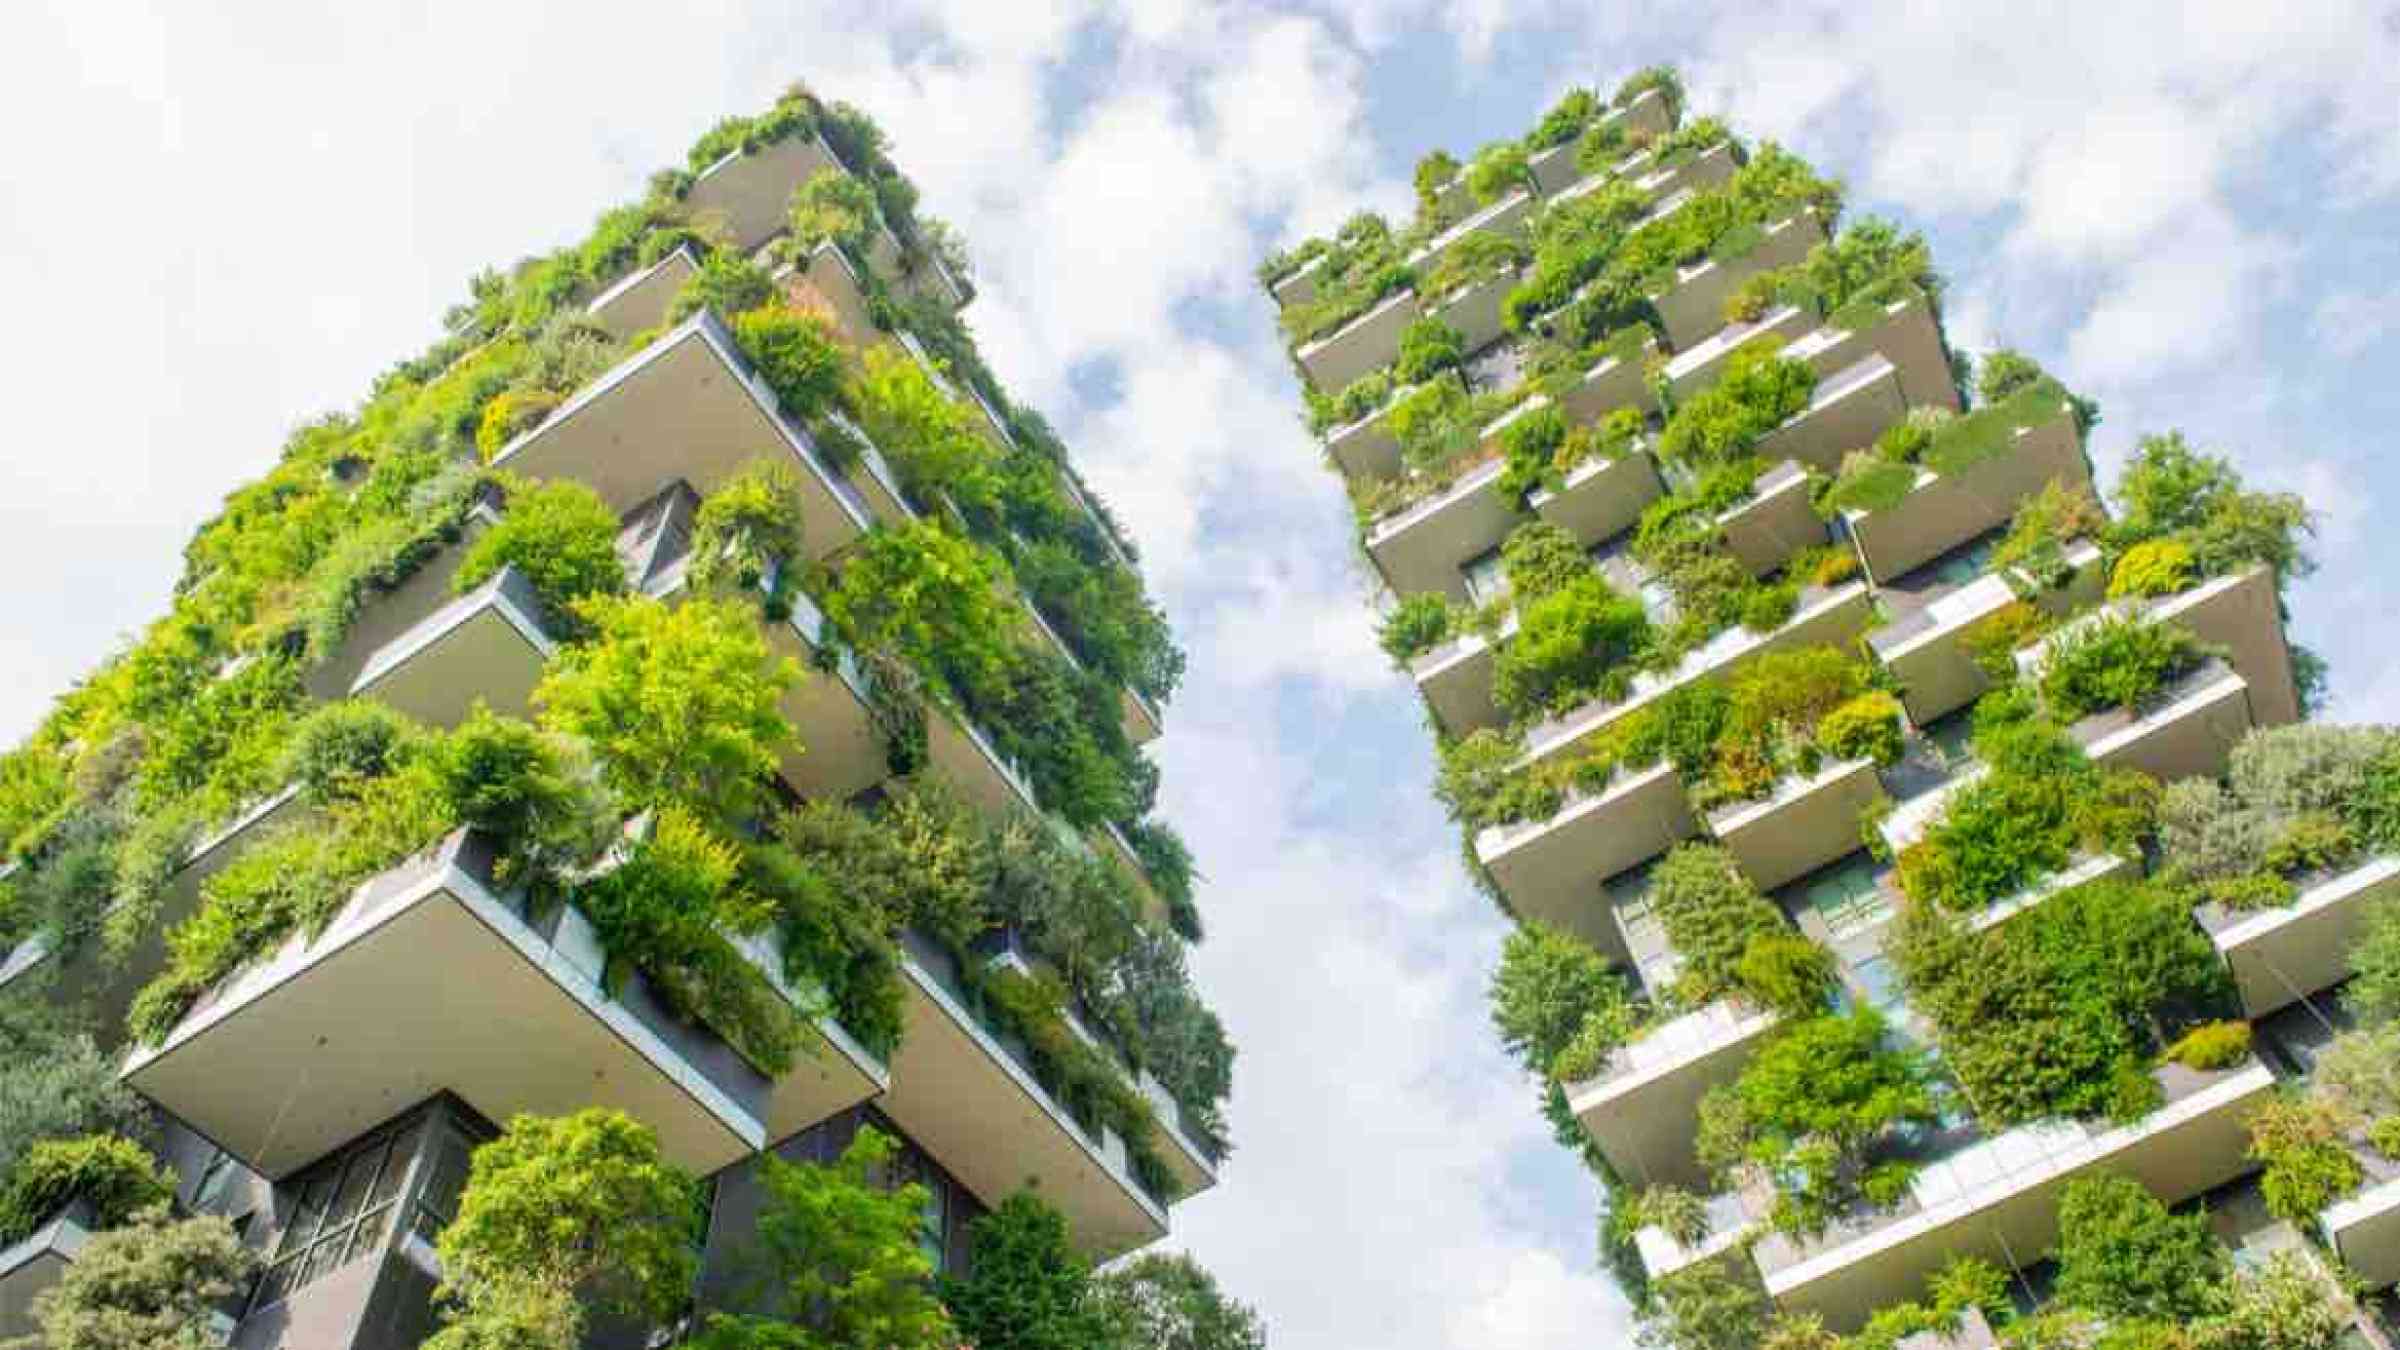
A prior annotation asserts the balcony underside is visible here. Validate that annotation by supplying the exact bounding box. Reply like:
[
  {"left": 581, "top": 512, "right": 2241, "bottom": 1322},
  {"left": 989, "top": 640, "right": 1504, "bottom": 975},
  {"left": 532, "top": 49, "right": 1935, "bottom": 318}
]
[
  {"left": 1297, "top": 289, "right": 1422, "bottom": 393},
  {"left": 1530, "top": 450, "right": 1665, "bottom": 548},
  {"left": 122, "top": 832, "right": 775, "bottom": 1179},
  {"left": 1366, "top": 459, "right": 1517, "bottom": 602},
  {"left": 881, "top": 950, "right": 1168, "bottom": 1259},
  {"left": 350, "top": 567, "right": 552, "bottom": 730},
  {"left": 1477, "top": 763, "right": 1698, "bottom": 954},
  {"left": 1711, "top": 758, "right": 1882, "bottom": 893},
  {"left": 2330, "top": 1175, "right": 2400, "bottom": 1288},
  {"left": 1653, "top": 216, "right": 1826, "bottom": 350},
  {"left": 489, "top": 314, "right": 870, "bottom": 560},
  {"left": 587, "top": 246, "right": 700, "bottom": 342},
  {"left": 1571, "top": 999, "right": 1777, "bottom": 1190},
  {"left": 1716, "top": 460, "right": 1825, "bottom": 576},
  {"left": 685, "top": 134, "right": 841, "bottom": 254},
  {"left": 303, "top": 526, "right": 486, "bottom": 703}
]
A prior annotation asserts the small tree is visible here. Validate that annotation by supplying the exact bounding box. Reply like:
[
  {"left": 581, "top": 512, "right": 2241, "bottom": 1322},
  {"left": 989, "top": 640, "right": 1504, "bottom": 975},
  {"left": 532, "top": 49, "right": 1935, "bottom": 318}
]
[
  {"left": 692, "top": 1128, "right": 953, "bottom": 1349},
  {"left": 536, "top": 594, "right": 798, "bottom": 822},
  {"left": 1091, "top": 1252, "right": 1266, "bottom": 1350},
  {"left": 429, "top": 1109, "right": 699, "bottom": 1350},
  {"left": 2052, "top": 1173, "right": 2226, "bottom": 1325},
  {"left": 1489, "top": 924, "right": 1635, "bottom": 1079},
  {"left": 453, "top": 477, "right": 629, "bottom": 628},
  {"left": 18, "top": 1203, "right": 256, "bottom": 1350},
  {"left": 941, "top": 1192, "right": 1111, "bottom": 1350},
  {"left": 1638, "top": 1262, "right": 1772, "bottom": 1350}
]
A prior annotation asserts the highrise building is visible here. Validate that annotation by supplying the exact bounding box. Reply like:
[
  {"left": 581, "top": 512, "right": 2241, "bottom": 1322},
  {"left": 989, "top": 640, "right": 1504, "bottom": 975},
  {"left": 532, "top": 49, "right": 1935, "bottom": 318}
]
[
  {"left": 1264, "top": 67, "right": 2395, "bottom": 1344},
  {"left": 0, "top": 85, "right": 1228, "bottom": 1347}
]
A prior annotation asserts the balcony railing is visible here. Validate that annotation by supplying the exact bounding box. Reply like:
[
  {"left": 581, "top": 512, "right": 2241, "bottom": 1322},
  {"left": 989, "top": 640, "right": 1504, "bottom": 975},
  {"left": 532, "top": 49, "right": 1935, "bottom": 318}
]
[
  {"left": 1651, "top": 214, "right": 1827, "bottom": 349},
  {"left": 1843, "top": 407, "right": 2090, "bottom": 587}
]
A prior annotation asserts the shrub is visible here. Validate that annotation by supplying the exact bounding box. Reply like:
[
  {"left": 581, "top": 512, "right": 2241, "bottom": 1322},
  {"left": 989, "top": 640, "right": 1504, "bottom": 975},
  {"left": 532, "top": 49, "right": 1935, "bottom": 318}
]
[
  {"left": 1491, "top": 575, "right": 1649, "bottom": 720},
  {"left": 1656, "top": 343, "right": 1817, "bottom": 468},
  {"left": 1651, "top": 844, "right": 1788, "bottom": 1005},
  {"left": 1816, "top": 691, "right": 1904, "bottom": 766},
  {"left": 2248, "top": 1094, "right": 2365, "bottom": 1224},
  {"left": 1975, "top": 348, "right": 2045, "bottom": 404},
  {"left": 1733, "top": 931, "right": 1836, "bottom": 1020},
  {"left": 668, "top": 251, "right": 776, "bottom": 323},
  {"left": 1494, "top": 403, "right": 1568, "bottom": 501},
  {"left": 1379, "top": 593, "right": 1456, "bottom": 665},
  {"left": 941, "top": 1192, "right": 1115, "bottom": 1350},
  {"left": 1393, "top": 317, "right": 1466, "bottom": 384},
  {"left": 729, "top": 303, "right": 847, "bottom": 419},
  {"left": 786, "top": 167, "right": 880, "bottom": 259},
  {"left": 2164, "top": 1019, "right": 2251, "bottom": 1070},
  {"left": 1090, "top": 1253, "right": 1267, "bottom": 1350},
  {"left": 280, "top": 700, "right": 420, "bottom": 803},
  {"left": 453, "top": 477, "right": 628, "bottom": 629},
  {"left": 688, "top": 459, "right": 807, "bottom": 617},
  {"left": 0, "top": 1134, "right": 173, "bottom": 1246},
  {"left": 2036, "top": 613, "right": 2206, "bottom": 719},
  {"left": 474, "top": 388, "right": 560, "bottom": 460},
  {"left": 1637, "top": 1186, "right": 1709, "bottom": 1247},
  {"left": 1490, "top": 924, "right": 1637, "bottom": 1079},
  {"left": 22, "top": 1205, "right": 256, "bottom": 1350},
  {"left": 1738, "top": 580, "right": 1798, "bottom": 633},
  {"left": 2108, "top": 430, "right": 2313, "bottom": 588},
  {"left": 2351, "top": 896, "right": 2400, "bottom": 1026},
  {"left": 1463, "top": 141, "right": 1530, "bottom": 205},
  {"left": 2107, "top": 537, "right": 2195, "bottom": 599},
  {"left": 2371, "top": 1116, "right": 2400, "bottom": 1161},
  {"left": 536, "top": 594, "right": 798, "bottom": 822},
  {"left": 2052, "top": 1173, "right": 2227, "bottom": 1325}
]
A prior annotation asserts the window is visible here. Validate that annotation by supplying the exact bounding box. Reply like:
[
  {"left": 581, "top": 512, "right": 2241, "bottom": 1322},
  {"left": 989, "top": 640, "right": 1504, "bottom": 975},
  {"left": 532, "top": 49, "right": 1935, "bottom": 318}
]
[
  {"left": 1788, "top": 851, "right": 1888, "bottom": 939},
  {"left": 249, "top": 1123, "right": 413, "bottom": 1313}
]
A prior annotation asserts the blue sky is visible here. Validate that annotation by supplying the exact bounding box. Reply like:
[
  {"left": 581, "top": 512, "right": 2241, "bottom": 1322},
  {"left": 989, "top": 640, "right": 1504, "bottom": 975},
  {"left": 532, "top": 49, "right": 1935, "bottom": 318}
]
[{"left": 4, "top": 3, "right": 2399, "bottom": 1346}]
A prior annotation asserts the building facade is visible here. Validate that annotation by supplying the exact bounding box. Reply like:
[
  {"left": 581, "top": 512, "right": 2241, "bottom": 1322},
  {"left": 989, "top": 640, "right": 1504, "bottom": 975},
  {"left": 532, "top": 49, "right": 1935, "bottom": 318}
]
[
  {"left": 1264, "top": 67, "right": 2396, "bottom": 1344},
  {"left": 0, "top": 85, "right": 1226, "bottom": 1346}
]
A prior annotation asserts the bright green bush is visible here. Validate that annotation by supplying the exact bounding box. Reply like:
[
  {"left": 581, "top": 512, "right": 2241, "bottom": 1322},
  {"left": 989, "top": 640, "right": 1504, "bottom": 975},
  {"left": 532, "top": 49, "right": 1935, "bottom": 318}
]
[
  {"left": 1463, "top": 141, "right": 1531, "bottom": 205},
  {"left": 1651, "top": 844, "right": 1787, "bottom": 1005},
  {"left": 688, "top": 459, "right": 807, "bottom": 618},
  {"left": 786, "top": 167, "right": 880, "bottom": 259},
  {"left": 1490, "top": 923, "right": 1637, "bottom": 1080},
  {"left": 2036, "top": 613, "right": 2208, "bottom": 719},
  {"left": 1491, "top": 575, "right": 1649, "bottom": 720},
  {"left": 280, "top": 700, "right": 420, "bottom": 803},
  {"left": 1655, "top": 343, "right": 1817, "bottom": 469},
  {"left": 1816, "top": 691, "right": 1904, "bottom": 767},
  {"left": 669, "top": 251, "right": 777, "bottom": 323},
  {"left": 1378, "top": 593, "right": 1457, "bottom": 664},
  {"left": 1493, "top": 403, "right": 1567, "bottom": 501},
  {"left": 2164, "top": 1019, "right": 2252, "bottom": 1070},
  {"left": 474, "top": 388, "right": 560, "bottom": 461},
  {"left": 2107, "top": 537, "right": 2196, "bottom": 599},
  {"left": 0, "top": 1134, "right": 173, "bottom": 1246},
  {"left": 731, "top": 303, "right": 848, "bottom": 420},
  {"left": 2107, "top": 431, "right": 2312, "bottom": 587},
  {"left": 453, "top": 477, "right": 627, "bottom": 629},
  {"left": 2052, "top": 1173, "right": 2228, "bottom": 1325},
  {"left": 1393, "top": 317, "right": 1466, "bottom": 384},
  {"left": 2248, "top": 1094, "right": 2365, "bottom": 1224},
  {"left": 1733, "top": 931, "right": 1836, "bottom": 1020}
]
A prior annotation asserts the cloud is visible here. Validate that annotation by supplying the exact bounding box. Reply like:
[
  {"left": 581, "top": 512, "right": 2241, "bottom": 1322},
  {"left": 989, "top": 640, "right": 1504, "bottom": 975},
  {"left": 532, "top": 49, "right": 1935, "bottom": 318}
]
[{"left": 2312, "top": 287, "right": 2400, "bottom": 360}]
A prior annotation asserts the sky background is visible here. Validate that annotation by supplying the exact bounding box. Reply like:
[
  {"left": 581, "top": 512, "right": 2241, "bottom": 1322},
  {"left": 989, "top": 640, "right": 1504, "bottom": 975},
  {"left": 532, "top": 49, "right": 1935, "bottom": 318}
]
[{"left": 5, "top": 3, "right": 2400, "bottom": 1346}]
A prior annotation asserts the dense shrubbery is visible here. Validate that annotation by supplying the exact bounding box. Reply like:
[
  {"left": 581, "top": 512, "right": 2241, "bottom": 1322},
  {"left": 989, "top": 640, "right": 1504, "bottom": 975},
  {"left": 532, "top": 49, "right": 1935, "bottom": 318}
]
[
  {"left": 1490, "top": 922, "right": 1638, "bottom": 1081},
  {"left": 2157, "top": 722, "right": 2400, "bottom": 911}
]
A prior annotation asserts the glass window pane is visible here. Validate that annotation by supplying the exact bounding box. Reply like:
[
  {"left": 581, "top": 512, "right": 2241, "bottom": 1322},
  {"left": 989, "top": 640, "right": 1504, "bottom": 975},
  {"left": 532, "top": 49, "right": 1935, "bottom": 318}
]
[
  {"left": 347, "top": 1204, "right": 396, "bottom": 1264},
  {"left": 323, "top": 1142, "right": 385, "bottom": 1231}
]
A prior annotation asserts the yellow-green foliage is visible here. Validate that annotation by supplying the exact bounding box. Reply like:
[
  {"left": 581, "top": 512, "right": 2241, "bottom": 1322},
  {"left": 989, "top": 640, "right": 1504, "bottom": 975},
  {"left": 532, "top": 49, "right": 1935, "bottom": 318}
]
[
  {"left": 2164, "top": 1019, "right": 2252, "bottom": 1070},
  {"left": 2109, "top": 537, "right": 2197, "bottom": 599}
]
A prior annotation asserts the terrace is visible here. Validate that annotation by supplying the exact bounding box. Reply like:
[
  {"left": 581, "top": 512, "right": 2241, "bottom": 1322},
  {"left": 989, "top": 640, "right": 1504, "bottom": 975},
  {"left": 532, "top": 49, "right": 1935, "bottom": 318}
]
[
  {"left": 1364, "top": 455, "right": 1521, "bottom": 602},
  {"left": 684, "top": 131, "right": 842, "bottom": 254},
  {"left": 1709, "top": 458, "right": 1827, "bottom": 576},
  {"left": 1708, "top": 754, "right": 1885, "bottom": 893},
  {"left": 1660, "top": 302, "right": 1820, "bottom": 401},
  {"left": 1749, "top": 351, "right": 1909, "bottom": 475},
  {"left": 1475, "top": 761, "right": 1698, "bottom": 950},
  {"left": 1526, "top": 438, "right": 1667, "bottom": 547}
]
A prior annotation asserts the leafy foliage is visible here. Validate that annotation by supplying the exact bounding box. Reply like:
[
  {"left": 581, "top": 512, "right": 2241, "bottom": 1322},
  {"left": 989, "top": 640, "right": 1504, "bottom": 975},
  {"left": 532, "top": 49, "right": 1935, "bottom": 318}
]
[
  {"left": 693, "top": 1128, "right": 954, "bottom": 1349},
  {"left": 1490, "top": 923, "right": 1637, "bottom": 1080},
  {"left": 0, "top": 1134, "right": 172, "bottom": 1247},
  {"left": 2035, "top": 613, "right": 2209, "bottom": 719},
  {"left": 453, "top": 476, "right": 628, "bottom": 629},
  {"left": 19, "top": 1204, "right": 257, "bottom": 1350},
  {"left": 2108, "top": 431, "right": 2313, "bottom": 590},
  {"left": 941, "top": 1192, "right": 1115, "bottom": 1350},
  {"left": 2247, "top": 1094, "right": 2365, "bottom": 1225},
  {"left": 2052, "top": 1173, "right": 2229, "bottom": 1325},
  {"left": 1090, "top": 1253, "right": 1269, "bottom": 1350},
  {"left": 430, "top": 1109, "right": 699, "bottom": 1350}
]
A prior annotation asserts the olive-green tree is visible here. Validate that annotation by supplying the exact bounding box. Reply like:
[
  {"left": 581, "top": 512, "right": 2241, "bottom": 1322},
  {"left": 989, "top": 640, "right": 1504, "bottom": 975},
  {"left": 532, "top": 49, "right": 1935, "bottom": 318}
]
[
  {"left": 15, "top": 1204, "right": 256, "bottom": 1350},
  {"left": 1091, "top": 1253, "right": 1267, "bottom": 1350},
  {"left": 940, "top": 1192, "right": 1112, "bottom": 1350}
]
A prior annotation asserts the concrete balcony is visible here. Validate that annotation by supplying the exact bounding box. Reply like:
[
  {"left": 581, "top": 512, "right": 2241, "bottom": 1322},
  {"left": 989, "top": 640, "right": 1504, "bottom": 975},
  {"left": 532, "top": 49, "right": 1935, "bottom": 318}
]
[
  {"left": 2045, "top": 654, "right": 2255, "bottom": 785},
  {"left": 728, "top": 927, "right": 893, "bottom": 1141},
  {"left": 1142, "top": 1068, "right": 1224, "bottom": 1200},
  {"left": 1528, "top": 443, "right": 1666, "bottom": 547},
  {"left": 0, "top": 784, "right": 303, "bottom": 1046},
  {"left": 785, "top": 240, "right": 881, "bottom": 350},
  {"left": 1845, "top": 407, "right": 2090, "bottom": 587},
  {"left": 1633, "top": 1187, "right": 1758, "bottom": 1282},
  {"left": 122, "top": 830, "right": 787, "bottom": 1178},
  {"left": 301, "top": 501, "right": 498, "bottom": 703},
  {"left": 2328, "top": 1166, "right": 2400, "bottom": 1289},
  {"left": 1552, "top": 332, "right": 1662, "bottom": 426},
  {"left": 1708, "top": 756, "right": 1884, "bottom": 893},
  {"left": 1755, "top": 1061, "right": 2277, "bottom": 1331},
  {"left": 488, "top": 311, "right": 875, "bottom": 558},
  {"left": 882, "top": 932, "right": 1170, "bottom": 1259},
  {"left": 1410, "top": 616, "right": 1512, "bottom": 737},
  {"left": 585, "top": 243, "right": 700, "bottom": 342},
  {"left": 2150, "top": 565, "right": 2304, "bottom": 728},
  {"left": 1516, "top": 581, "right": 1877, "bottom": 779},
  {"left": 0, "top": 1199, "right": 93, "bottom": 1343},
  {"left": 1780, "top": 291, "right": 1960, "bottom": 415},
  {"left": 1869, "top": 537, "right": 2107, "bottom": 726},
  {"left": 1961, "top": 852, "right": 2137, "bottom": 934},
  {"left": 1475, "top": 761, "right": 1699, "bottom": 950},
  {"left": 1019, "top": 596, "right": 1163, "bottom": 747},
  {"left": 1364, "top": 454, "right": 1519, "bottom": 603},
  {"left": 685, "top": 130, "right": 842, "bottom": 254},
  {"left": 1268, "top": 253, "right": 1324, "bottom": 310},
  {"left": 1712, "top": 459, "right": 1826, "bottom": 576},
  {"left": 1661, "top": 302, "right": 1820, "bottom": 401},
  {"left": 348, "top": 565, "right": 554, "bottom": 728},
  {"left": 1423, "top": 265, "right": 1520, "bottom": 356},
  {"left": 2203, "top": 854, "right": 2400, "bottom": 1017},
  {"left": 1523, "top": 85, "right": 1680, "bottom": 195},
  {"left": 1750, "top": 352, "right": 1909, "bottom": 475},
  {"left": 1405, "top": 189, "right": 1536, "bottom": 290},
  {"left": 1572, "top": 994, "right": 1779, "bottom": 1189},
  {"left": 1653, "top": 215, "right": 1827, "bottom": 350},
  {"left": 1295, "top": 287, "right": 1423, "bottom": 393}
]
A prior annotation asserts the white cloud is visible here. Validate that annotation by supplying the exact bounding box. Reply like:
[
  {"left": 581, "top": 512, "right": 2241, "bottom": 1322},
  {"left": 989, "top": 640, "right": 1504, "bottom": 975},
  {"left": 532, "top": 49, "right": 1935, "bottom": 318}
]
[{"left": 2312, "top": 287, "right": 2400, "bottom": 359}]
